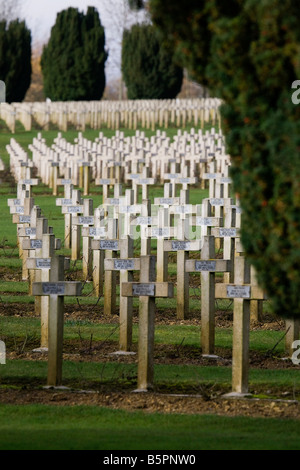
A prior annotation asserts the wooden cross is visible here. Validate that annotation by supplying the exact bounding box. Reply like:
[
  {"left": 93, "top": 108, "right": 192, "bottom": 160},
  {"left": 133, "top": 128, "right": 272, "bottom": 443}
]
[
  {"left": 104, "top": 236, "right": 141, "bottom": 352},
  {"left": 121, "top": 255, "right": 174, "bottom": 391},
  {"left": 91, "top": 218, "right": 118, "bottom": 314},
  {"left": 27, "top": 233, "right": 68, "bottom": 349},
  {"left": 215, "top": 256, "right": 267, "bottom": 396},
  {"left": 163, "top": 228, "right": 201, "bottom": 320},
  {"left": 186, "top": 235, "right": 232, "bottom": 356},
  {"left": 32, "top": 255, "right": 82, "bottom": 386},
  {"left": 60, "top": 189, "right": 84, "bottom": 260},
  {"left": 71, "top": 198, "right": 94, "bottom": 274}
]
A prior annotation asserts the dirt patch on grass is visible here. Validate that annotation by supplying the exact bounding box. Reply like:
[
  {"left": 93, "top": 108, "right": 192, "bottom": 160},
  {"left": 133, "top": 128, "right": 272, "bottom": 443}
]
[{"left": 0, "top": 387, "right": 299, "bottom": 421}]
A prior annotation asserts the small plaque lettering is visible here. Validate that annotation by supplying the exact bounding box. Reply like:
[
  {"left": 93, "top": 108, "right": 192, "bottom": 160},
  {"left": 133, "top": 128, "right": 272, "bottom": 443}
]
[
  {"left": 16, "top": 206, "right": 24, "bottom": 214},
  {"left": 132, "top": 283, "right": 155, "bottom": 296},
  {"left": 36, "top": 258, "right": 51, "bottom": 269},
  {"left": 25, "top": 228, "right": 36, "bottom": 236},
  {"left": 219, "top": 228, "right": 237, "bottom": 237},
  {"left": 138, "top": 178, "right": 152, "bottom": 184},
  {"left": 79, "top": 216, "right": 94, "bottom": 225},
  {"left": 159, "top": 198, "right": 173, "bottom": 205},
  {"left": 171, "top": 241, "right": 191, "bottom": 251},
  {"left": 119, "top": 205, "right": 138, "bottom": 213},
  {"left": 108, "top": 198, "right": 120, "bottom": 205},
  {"left": 178, "top": 178, "right": 192, "bottom": 183},
  {"left": 60, "top": 179, "right": 72, "bottom": 184},
  {"left": 30, "top": 239, "right": 42, "bottom": 249},
  {"left": 68, "top": 206, "right": 82, "bottom": 213},
  {"left": 100, "top": 240, "right": 119, "bottom": 250},
  {"left": 226, "top": 285, "right": 251, "bottom": 298},
  {"left": 205, "top": 173, "right": 217, "bottom": 179},
  {"left": 136, "top": 216, "right": 152, "bottom": 225},
  {"left": 210, "top": 198, "right": 224, "bottom": 206},
  {"left": 196, "top": 217, "right": 215, "bottom": 226},
  {"left": 220, "top": 177, "right": 232, "bottom": 183},
  {"left": 62, "top": 198, "right": 72, "bottom": 205},
  {"left": 152, "top": 228, "right": 169, "bottom": 238},
  {"left": 89, "top": 227, "right": 106, "bottom": 237},
  {"left": 42, "top": 283, "right": 65, "bottom": 295},
  {"left": 175, "top": 205, "right": 192, "bottom": 214},
  {"left": 195, "top": 260, "right": 217, "bottom": 271},
  {"left": 19, "top": 216, "right": 31, "bottom": 223},
  {"left": 114, "top": 259, "right": 135, "bottom": 270}
]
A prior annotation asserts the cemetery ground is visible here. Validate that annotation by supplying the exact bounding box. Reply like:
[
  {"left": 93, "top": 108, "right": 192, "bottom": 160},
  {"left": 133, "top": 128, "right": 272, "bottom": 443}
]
[{"left": 0, "top": 122, "right": 300, "bottom": 450}]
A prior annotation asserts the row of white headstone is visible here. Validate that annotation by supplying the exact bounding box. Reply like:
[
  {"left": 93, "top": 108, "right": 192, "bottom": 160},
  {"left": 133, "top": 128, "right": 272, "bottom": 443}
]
[
  {"left": 0, "top": 98, "right": 221, "bottom": 133},
  {"left": 6, "top": 129, "right": 299, "bottom": 396}
]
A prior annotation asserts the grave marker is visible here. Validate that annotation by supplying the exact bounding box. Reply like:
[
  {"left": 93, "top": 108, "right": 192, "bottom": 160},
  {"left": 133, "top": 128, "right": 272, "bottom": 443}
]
[
  {"left": 121, "top": 256, "right": 174, "bottom": 391},
  {"left": 215, "top": 256, "right": 267, "bottom": 396},
  {"left": 32, "top": 255, "right": 82, "bottom": 386}
]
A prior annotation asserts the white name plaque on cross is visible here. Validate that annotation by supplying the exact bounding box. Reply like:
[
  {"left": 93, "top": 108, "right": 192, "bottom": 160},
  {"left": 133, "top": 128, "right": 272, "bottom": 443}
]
[
  {"left": 226, "top": 285, "right": 251, "bottom": 299},
  {"left": 132, "top": 283, "right": 155, "bottom": 296}
]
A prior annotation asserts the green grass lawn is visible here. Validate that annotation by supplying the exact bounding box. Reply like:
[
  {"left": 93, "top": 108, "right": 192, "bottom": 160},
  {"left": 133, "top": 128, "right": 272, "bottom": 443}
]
[
  {"left": 0, "top": 404, "right": 300, "bottom": 450},
  {"left": 1, "top": 124, "right": 299, "bottom": 450}
]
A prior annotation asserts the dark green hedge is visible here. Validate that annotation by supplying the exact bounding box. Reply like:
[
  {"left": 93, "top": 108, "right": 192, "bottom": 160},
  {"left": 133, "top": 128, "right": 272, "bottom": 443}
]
[
  {"left": 0, "top": 19, "right": 31, "bottom": 102},
  {"left": 122, "top": 23, "right": 183, "bottom": 99},
  {"left": 41, "top": 7, "right": 107, "bottom": 101},
  {"left": 149, "top": 0, "right": 300, "bottom": 318}
]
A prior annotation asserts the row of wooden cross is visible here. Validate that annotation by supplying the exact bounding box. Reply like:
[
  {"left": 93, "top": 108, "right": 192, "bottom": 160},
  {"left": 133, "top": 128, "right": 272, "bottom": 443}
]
[
  {"left": 6, "top": 131, "right": 299, "bottom": 398},
  {"left": 0, "top": 97, "right": 221, "bottom": 133}
]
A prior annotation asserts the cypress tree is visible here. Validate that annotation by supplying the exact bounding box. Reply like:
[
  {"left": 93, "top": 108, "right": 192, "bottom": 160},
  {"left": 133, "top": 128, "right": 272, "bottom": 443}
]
[
  {"left": 41, "top": 7, "right": 107, "bottom": 101},
  {"left": 122, "top": 23, "right": 183, "bottom": 100},
  {"left": 0, "top": 19, "right": 31, "bottom": 102}
]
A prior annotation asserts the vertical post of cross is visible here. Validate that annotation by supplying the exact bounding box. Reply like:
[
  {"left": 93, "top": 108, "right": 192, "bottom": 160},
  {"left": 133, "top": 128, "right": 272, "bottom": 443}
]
[{"left": 136, "top": 255, "right": 156, "bottom": 390}]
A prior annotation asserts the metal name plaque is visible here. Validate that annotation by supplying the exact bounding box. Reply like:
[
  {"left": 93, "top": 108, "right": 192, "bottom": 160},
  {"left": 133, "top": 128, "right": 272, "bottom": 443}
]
[
  {"left": 195, "top": 260, "right": 217, "bottom": 272},
  {"left": 19, "top": 216, "right": 31, "bottom": 223},
  {"left": 171, "top": 241, "right": 191, "bottom": 251},
  {"left": 30, "top": 239, "right": 42, "bottom": 249},
  {"left": 60, "top": 179, "right": 72, "bottom": 185},
  {"left": 114, "top": 259, "right": 135, "bottom": 270},
  {"left": 89, "top": 227, "right": 106, "bottom": 237},
  {"left": 16, "top": 206, "right": 24, "bottom": 214},
  {"left": 68, "top": 206, "right": 82, "bottom": 213},
  {"left": 159, "top": 198, "right": 173, "bottom": 205},
  {"left": 13, "top": 199, "right": 20, "bottom": 205},
  {"left": 23, "top": 179, "right": 34, "bottom": 185},
  {"left": 220, "top": 177, "right": 232, "bottom": 183},
  {"left": 226, "top": 285, "right": 251, "bottom": 298},
  {"left": 79, "top": 216, "right": 94, "bottom": 225},
  {"left": 210, "top": 198, "right": 224, "bottom": 206},
  {"left": 137, "top": 216, "right": 152, "bottom": 225},
  {"left": 205, "top": 173, "right": 217, "bottom": 179},
  {"left": 108, "top": 198, "right": 120, "bottom": 205},
  {"left": 152, "top": 228, "right": 169, "bottom": 237},
  {"left": 196, "top": 217, "right": 214, "bottom": 226},
  {"left": 132, "top": 283, "right": 155, "bottom": 296},
  {"left": 178, "top": 178, "right": 191, "bottom": 183},
  {"left": 42, "top": 283, "right": 65, "bottom": 295},
  {"left": 120, "top": 205, "right": 138, "bottom": 213},
  {"left": 100, "top": 240, "right": 119, "bottom": 250},
  {"left": 175, "top": 205, "right": 192, "bottom": 214},
  {"left": 62, "top": 199, "right": 72, "bottom": 205},
  {"left": 99, "top": 179, "right": 111, "bottom": 184},
  {"left": 36, "top": 258, "right": 51, "bottom": 269},
  {"left": 219, "top": 228, "right": 237, "bottom": 237},
  {"left": 25, "top": 228, "right": 36, "bottom": 236},
  {"left": 138, "top": 179, "right": 152, "bottom": 184}
]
